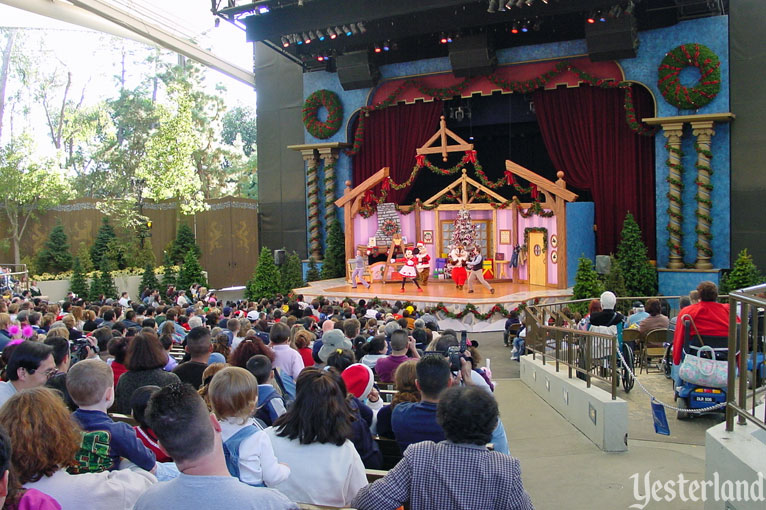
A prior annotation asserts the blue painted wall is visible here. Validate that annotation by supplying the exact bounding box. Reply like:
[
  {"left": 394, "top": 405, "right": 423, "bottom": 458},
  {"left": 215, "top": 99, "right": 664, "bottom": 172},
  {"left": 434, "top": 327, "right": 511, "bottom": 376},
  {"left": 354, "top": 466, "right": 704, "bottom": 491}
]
[
  {"left": 303, "top": 16, "right": 731, "bottom": 271},
  {"left": 658, "top": 270, "right": 720, "bottom": 298},
  {"left": 566, "top": 202, "right": 596, "bottom": 287}
]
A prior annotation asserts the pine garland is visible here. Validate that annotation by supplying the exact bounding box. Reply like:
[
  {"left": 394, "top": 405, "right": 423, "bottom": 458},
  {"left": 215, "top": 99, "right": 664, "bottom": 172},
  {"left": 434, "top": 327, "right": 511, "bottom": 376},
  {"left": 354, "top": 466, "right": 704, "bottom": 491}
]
[
  {"left": 344, "top": 61, "right": 657, "bottom": 156},
  {"left": 665, "top": 142, "right": 684, "bottom": 257},
  {"left": 693, "top": 141, "right": 714, "bottom": 257}
]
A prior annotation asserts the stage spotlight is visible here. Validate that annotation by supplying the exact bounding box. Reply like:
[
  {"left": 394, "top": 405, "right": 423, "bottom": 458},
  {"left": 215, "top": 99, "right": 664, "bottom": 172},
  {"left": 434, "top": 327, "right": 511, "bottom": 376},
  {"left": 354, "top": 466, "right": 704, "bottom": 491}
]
[
  {"left": 296, "top": 34, "right": 303, "bottom": 45},
  {"left": 343, "top": 25, "right": 352, "bottom": 36},
  {"left": 303, "top": 32, "right": 311, "bottom": 44},
  {"left": 317, "top": 55, "right": 324, "bottom": 62},
  {"left": 525, "top": 0, "right": 534, "bottom": 5},
  {"left": 309, "top": 31, "right": 317, "bottom": 41},
  {"left": 383, "top": 41, "right": 390, "bottom": 51},
  {"left": 608, "top": 5, "right": 623, "bottom": 18},
  {"left": 334, "top": 27, "right": 343, "bottom": 37},
  {"left": 515, "top": 0, "right": 525, "bottom": 7},
  {"left": 439, "top": 33, "right": 449, "bottom": 44},
  {"left": 281, "top": 36, "right": 290, "bottom": 47},
  {"left": 328, "top": 28, "right": 337, "bottom": 40},
  {"left": 357, "top": 22, "right": 366, "bottom": 34},
  {"left": 487, "top": 0, "right": 499, "bottom": 13},
  {"left": 511, "top": 21, "right": 520, "bottom": 34},
  {"left": 586, "top": 12, "right": 596, "bottom": 24},
  {"left": 350, "top": 24, "right": 359, "bottom": 35},
  {"left": 541, "top": 0, "right": 548, "bottom": 3},
  {"left": 316, "top": 29, "right": 325, "bottom": 41},
  {"left": 374, "top": 43, "right": 382, "bottom": 53},
  {"left": 625, "top": 0, "right": 635, "bottom": 15},
  {"left": 258, "top": 6, "right": 270, "bottom": 14},
  {"left": 521, "top": 21, "right": 529, "bottom": 32}
]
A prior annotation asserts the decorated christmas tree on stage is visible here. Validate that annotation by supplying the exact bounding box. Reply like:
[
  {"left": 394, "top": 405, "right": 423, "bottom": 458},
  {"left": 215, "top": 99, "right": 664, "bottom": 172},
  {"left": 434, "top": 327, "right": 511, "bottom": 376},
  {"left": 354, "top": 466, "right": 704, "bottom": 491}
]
[{"left": 451, "top": 209, "right": 478, "bottom": 249}]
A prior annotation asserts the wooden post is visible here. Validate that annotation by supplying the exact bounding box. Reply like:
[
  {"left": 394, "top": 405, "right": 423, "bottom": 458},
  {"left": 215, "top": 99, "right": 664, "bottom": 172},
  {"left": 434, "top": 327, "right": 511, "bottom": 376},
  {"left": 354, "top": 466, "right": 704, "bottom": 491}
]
[
  {"left": 512, "top": 196, "right": 519, "bottom": 282},
  {"left": 435, "top": 210, "right": 441, "bottom": 257},
  {"left": 440, "top": 116, "right": 448, "bottom": 162},
  {"left": 461, "top": 168, "right": 468, "bottom": 204},
  {"left": 343, "top": 180, "right": 354, "bottom": 280},
  {"left": 414, "top": 199, "right": 422, "bottom": 243},
  {"left": 492, "top": 206, "right": 498, "bottom": 274},
  {"left": 554, "top": 172, "right": 568, "bottom": 289}
]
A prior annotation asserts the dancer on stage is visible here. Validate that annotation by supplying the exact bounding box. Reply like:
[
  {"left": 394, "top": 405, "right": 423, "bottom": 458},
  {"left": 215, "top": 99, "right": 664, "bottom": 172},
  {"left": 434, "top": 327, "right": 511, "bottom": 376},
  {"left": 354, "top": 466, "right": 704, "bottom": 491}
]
[
  {"left": 467, "top": 245, "right": 495, "bottom": 294},
  {"left": 449, "top": 245, "right": 468, "bottom": 290},
  {"left": 395, "top": 249, "right": 422, "bottom": 293},
  {"left": 350, "top": 248, "right": 371, "bottom": 289},
  {"left": 415, "top": 242, "right": 430, "bottom": 287}
]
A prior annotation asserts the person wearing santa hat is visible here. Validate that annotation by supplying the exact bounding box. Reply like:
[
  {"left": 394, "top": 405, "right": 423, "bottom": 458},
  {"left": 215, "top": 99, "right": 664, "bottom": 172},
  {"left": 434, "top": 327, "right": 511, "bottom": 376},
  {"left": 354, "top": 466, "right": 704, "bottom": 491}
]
[{"left": 415, "top": 242, "right": 431, "bottom": 287}]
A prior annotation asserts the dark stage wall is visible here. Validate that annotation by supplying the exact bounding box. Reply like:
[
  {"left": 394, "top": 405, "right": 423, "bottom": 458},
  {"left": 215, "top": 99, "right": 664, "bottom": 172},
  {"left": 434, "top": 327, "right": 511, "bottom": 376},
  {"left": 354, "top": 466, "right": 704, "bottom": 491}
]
[
  {"left": 730, "top": 2, "right": 766, "bottom": 268},
  {"left": 255, "top": 42, "right": 307, "bottom": 258}
]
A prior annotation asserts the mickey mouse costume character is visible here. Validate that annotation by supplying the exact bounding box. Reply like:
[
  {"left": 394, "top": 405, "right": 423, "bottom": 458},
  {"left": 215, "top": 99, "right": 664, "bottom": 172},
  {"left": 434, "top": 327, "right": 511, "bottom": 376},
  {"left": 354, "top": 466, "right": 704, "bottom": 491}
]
[
  {"left": 415, "top": 242, "right": 431, "bottom": 287},
  {"left": 395, "top": 249, "right": 422, "bottom": 293}
]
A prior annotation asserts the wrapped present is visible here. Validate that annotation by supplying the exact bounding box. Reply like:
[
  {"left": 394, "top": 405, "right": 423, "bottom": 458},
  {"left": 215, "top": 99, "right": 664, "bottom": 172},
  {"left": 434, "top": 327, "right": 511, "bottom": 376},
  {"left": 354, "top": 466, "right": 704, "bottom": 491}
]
[
  {"left": 435, "top": 257, "right": 447, "bottom": 269},
  {"left": 482, "top": 259, "right": 494, "bottom": 280}
]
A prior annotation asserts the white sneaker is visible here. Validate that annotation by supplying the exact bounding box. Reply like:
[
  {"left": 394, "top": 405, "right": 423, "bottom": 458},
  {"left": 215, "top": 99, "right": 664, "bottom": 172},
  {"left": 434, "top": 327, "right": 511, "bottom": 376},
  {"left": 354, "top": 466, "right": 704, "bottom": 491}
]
[{"left": 511, "top": 347, "right": 518, "bottom": 357}]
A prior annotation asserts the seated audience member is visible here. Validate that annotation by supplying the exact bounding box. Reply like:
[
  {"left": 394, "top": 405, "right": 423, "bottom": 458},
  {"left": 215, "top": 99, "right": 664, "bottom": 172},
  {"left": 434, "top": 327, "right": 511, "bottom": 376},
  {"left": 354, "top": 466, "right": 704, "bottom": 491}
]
[
  {"left": 638, "top": 298, "right": 670, "bottom": 336},
  {"left": 672, "top": 281, "right": 731, "bottom": 371},
  {"left": 44, "top": 335, "right": 75, "bottom": 410},
  {"left": 0, "top": 424, "right": 61, "bottom": 509},
  {"left": 106, "top": 336, "right": 130, "bottom": 387},
  {"left": 130, "top": 386, "right": 172, "bottom": 463},
  {"left": 269, "top": 323, "right": 304, "bottom": 381},
  {"left": 669, "top": 296, "right": 692, "bottom": 332},
  {"left": 0, "top": 342, "right": 56, "bottom": 408},
  {"left": 353, "top": 386, "right": 534, "bottom": 510},
  {"left": 159, "top": 333, "right": 178, "bottom": 372},
  {"left": 172, "top": 327, "right": 212, "bottom": 389},
  {"left": 375, "top": 330, "right": 419, "bottom": 383},
  {"left": 209, "top": 367, "right": 290, "bottom": 487},
  {"left": 339, "top": 364, "right": 382, "bottom": 469},
  {"left": 265, "top": 368, "right": 367, "bottom": 507},
  {"left": 626, "top": 301, "right": 649, "bottom": 328},
  {"left": 359, "top": 336, "right": 387, "bottom": 371},
  {"left": 66, "top": 360, "right": 156, "bottom": 474},
  {"left": 134, "top": 383, "right": 296, "bottom": 510},
  {"left": 0, "top": 388, "right": 155, "bottom": 510},
  {"left": 292, "top": 330, "right": 315, "bottom": 369},
  {"left": 198, "top": 363, "right": 228, "bottom": 412},
  {"left": 230, "top": 335, "right": 275, "bottom": 368},
  {"left": 113, "top": 332, "right": 181, "bottom": 414},
  {"left": 212, "top": 334, "right": 231, "bottom": 360},
  {"left": 246, "top": 355, "right": 286, "bottom": 426},
  {"left": 376, "top": 360, "right": 419, "bottom": 439},
  {"left": 317, "top": 329, "right": 353, "bottom": 364}
]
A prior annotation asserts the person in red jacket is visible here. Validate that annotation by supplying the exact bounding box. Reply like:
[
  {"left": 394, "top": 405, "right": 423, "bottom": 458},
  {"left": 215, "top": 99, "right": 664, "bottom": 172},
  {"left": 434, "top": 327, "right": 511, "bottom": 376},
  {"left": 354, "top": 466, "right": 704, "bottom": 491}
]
[{"left": 672, "top": 281, "right": 732, "bottom": 366}]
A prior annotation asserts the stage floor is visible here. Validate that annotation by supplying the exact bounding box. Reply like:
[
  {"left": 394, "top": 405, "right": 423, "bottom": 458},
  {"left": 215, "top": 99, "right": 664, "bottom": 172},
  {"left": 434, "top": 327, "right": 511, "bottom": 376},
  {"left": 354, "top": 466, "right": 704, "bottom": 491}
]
[{"left": 294, "top": 278, "right": 572, "bottom": 309}]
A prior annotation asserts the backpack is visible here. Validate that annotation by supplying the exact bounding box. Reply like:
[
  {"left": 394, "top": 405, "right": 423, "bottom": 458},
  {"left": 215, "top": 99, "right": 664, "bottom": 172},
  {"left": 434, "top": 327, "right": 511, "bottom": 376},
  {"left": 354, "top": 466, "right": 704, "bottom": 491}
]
[
  {"left": 222, "top": 424, "right": 263, "bottom": 483},
  {"left": 255, "top": 389, "right": 286, "bottom": 426}
]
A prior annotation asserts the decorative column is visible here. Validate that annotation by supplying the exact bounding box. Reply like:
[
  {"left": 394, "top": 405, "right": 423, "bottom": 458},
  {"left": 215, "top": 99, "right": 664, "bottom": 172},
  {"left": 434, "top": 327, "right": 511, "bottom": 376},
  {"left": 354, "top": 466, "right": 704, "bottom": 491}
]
[
  {"left": 663, "top": 123, "right": 685, "bottom": 269},
  {"left": 319, "top": 149, "right": 338, "bottom": 229},
  {"left": 304, "top": 151, "right": 322, "bottom": 259},
  {"left": 692, "top": 121, "right": 715, "bottom": 269}
]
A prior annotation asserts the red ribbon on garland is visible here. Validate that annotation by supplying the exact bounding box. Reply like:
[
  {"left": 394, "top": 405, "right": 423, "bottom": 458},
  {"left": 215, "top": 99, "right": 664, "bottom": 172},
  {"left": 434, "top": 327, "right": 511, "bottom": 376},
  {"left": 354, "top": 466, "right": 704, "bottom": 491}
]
[
  {"left": 463, "top": 150, "right": 477, "bottom": 164},
  {"left": 363, "top": 190, "right": 375, "bottom": 205},
  {"left": 415, "top": 154, "right": 426, "bottom": 167},
  {"left": 382, "top": 178, "right": 391, "bottom": 191},
  {"left": 531, "top": 184, "right": 539, "bottom": 200},
  {"left": 504, "top": 170, "right": 515, "bottom": 186}
]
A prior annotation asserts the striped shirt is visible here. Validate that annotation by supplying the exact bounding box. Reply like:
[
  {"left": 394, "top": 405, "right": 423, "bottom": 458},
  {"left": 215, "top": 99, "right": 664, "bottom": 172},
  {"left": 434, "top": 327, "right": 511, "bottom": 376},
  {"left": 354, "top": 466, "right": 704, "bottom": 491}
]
[{"left": 352, "top": 441, "right": 534, "bottom": 510}]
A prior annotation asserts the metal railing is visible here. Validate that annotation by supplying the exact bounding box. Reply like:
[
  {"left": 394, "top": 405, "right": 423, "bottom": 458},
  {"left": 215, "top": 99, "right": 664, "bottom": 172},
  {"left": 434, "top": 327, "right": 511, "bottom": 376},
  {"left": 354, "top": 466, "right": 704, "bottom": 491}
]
[
  {"left": 726, "top": 284, "right": 766, "bottom": 433},
  {"left": 522, "top": 309, "right": 619, "bottom": 399},
  {"left": 0, "top": 264, "right": 29, "bottom": 294}
]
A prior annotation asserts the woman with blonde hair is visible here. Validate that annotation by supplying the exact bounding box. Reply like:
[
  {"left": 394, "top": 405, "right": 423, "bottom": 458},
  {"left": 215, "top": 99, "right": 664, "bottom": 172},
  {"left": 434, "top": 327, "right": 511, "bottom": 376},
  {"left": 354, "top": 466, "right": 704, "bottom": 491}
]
[
  {"left": 198, "top": 362, "right": 228, "bottom": 411},
  {"left": 0, "top": 388, "right": 155, "bottom": 509},
  {"left": 70, "top": 306, "right": 84, "bottom": 330}
]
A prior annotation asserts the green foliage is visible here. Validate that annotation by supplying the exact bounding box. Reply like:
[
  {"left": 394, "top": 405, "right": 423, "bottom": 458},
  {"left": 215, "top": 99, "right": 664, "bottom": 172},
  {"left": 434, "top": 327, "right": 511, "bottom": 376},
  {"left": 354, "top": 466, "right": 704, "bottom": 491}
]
[
  {"left": 572, "top": 256, "right": 604, "bottom": 314},
  {"left": 177, "top": 250, "right": 207, "bottom": 290},
  {"left": 97, "top": 255, "right": 118, "bottom": 299},
  {"left": 222, "top": 106, "right": 257, "bottom": 157},
  {"left": 616, "top": 212, "right": 657, "bottom": 297},
  {"left": 720, "top": 249, "right": 763, "bottom": 295},
  {"left": 139, "top": 262, "right": 160, "bottom": 295},
  {"left": 90, "top": 217, "right": 117, "bottom": 267},
  {"left": 36, "top": 223, "right": 73, "bottom": 273},
  {"left": 321, "top": 220, "right": 346, "bottom": 279},
  {"left": 88, "top": 272, "right": 102, "bottom": 302},
  {"left": 280, "top": 251, "right": 305, "bottom": 294},
  {"left": 169, "top": 223, "right": 202, "bottom": 265},
  {"left": 603, "top": 255, "right": 630, "bottom": 314},
  {"left": 161, "top": 252, "right": 176, "bottom": 291},
  {"left": 76, "top": 243, "right": 94, "bottom": 273},
  {"left": 306, "top": 256, "right": 321, "bottom": 282},
  {"left": 246, "top": 246, "right": 282, "bottom": 301},
  {"left": 69, "top": 256, "right": 89, "bottom": 299}
]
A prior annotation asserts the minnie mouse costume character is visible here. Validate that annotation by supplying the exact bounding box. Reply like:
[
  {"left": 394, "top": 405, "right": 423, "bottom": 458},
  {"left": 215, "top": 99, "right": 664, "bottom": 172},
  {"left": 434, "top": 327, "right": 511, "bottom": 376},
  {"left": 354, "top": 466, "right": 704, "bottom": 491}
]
[
  {"left": 449, "top": 246, "right": 468, "bottom": 290},
  {"left": 395, "top": 249, "right": 422, "bottom": 293}
]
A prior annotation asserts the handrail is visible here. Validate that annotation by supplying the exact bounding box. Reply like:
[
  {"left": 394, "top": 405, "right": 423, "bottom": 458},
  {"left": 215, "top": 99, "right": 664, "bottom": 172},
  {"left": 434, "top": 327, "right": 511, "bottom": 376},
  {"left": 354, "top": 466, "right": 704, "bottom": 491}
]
[
  {"left": 726, "top": 284, "right": 766, "bottom": 433},
  {"left": 522, "top": 310, "right": 619, "bottom": 399},
  {"left": 0, "top": 264, "right": 29, "bottom": 293}
]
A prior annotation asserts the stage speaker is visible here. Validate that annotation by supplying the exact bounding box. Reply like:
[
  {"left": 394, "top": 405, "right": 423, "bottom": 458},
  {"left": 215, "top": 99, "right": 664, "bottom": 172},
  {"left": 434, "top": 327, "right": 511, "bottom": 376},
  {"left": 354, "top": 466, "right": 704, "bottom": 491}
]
[
  {"left": 274, "top": 249, "right": 286, "bottom": 266},
  {"left": 585, "top": 14, "right": 638, "bottom": 62},
  {"left": 449, "top": 33, "right": 496, "bottom": 77},
  {"left": 336, "top": 51, "right": 380, "bottom": 90}
]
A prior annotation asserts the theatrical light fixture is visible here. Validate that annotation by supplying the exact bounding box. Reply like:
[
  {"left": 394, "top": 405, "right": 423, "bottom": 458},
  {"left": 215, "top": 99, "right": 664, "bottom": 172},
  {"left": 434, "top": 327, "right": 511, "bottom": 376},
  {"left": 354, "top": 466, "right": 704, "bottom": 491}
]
[
  {"left": 511, "top": 21, "right": 520, "bottom": 34},
  {"left": 383, "top": 41, "right": 390, "bottom": 51},
  {"left": 525, "top": 0, "right": 535, "bottom": 5},
  {"left": 308, "top": 31, "right": 317, "bottom": 41},
  {"left": 586, "top": 12, "right": 596, "bottom": 24},
  {"left": 343, "top": 25, "right": 352, "bottom": 36},
  {"left": 296, "top": 34, "right": 303, "bottom": 45},
  {"left": 328, "top": 28, "right": 337, "bottom": 39},
  {"left": 374, "top": 43, "right": 382, "bottom": 53},
  {"left": 357, "top": 22, "right": 366, "bottom": 34},
  {"left": 303, "top": 32, "right": 311, "bottom": 44},
  {"left": 334, "top": 27, "right": 343, "bottom": 37},
  {"left": 281, "top": 36, "right": 290, "bottom": 47},
  {"left": 258, "top": 6, "right": 270, "bottom": 14},
  {"left": 608, "top": 5, "right": 623, "bottom": 18},
  {"left": 521, "top": 21, "right": 529, "bottom": 32},
  {"left": 487, "top": 0, "right": 499, "bottom": 13},
  {"left": 316, "top": 29, "right": 325, "bottom": 41},
  {"left": 350, "top": 24, "right": 359, "bottom": 35}
]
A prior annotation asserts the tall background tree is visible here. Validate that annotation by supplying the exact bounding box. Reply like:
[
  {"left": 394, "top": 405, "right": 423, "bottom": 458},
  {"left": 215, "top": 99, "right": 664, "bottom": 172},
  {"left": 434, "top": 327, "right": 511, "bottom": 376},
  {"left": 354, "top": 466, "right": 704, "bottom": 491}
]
[
  {"left": 616, "top": 212, "right": 658, "bottom": 297},
  {"left": 36, "top": 223, "right": 73, "bottom": 274}
]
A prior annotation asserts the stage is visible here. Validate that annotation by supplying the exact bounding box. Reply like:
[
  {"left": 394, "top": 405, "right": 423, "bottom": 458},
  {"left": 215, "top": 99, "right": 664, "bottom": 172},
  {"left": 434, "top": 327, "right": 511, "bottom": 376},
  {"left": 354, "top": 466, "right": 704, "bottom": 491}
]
[{"left": 294, "top": 278, "right": 573, "bottom": 332}]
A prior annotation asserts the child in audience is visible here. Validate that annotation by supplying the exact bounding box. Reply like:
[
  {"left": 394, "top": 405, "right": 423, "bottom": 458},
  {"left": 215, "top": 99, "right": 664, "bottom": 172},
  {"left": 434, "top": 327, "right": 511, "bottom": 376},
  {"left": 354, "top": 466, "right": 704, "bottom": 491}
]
[
  {"left": 245, "top": 355, "right": 287, "bottom": 426},
  {"left": 208, "top": 367, "right": 290, "bottom": 487},
  {"left": 130, "top": 386, "right": 172, "bottom": 463},
  {"left": 66, "top": 359, "right": 157, "bottom": 474}
]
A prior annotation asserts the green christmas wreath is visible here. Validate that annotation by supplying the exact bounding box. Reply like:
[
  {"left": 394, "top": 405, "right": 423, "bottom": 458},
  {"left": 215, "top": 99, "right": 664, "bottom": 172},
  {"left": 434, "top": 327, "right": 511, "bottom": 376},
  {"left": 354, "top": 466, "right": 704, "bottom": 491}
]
[
  {"left": 658, "top": 43, "right": 720, "bottom": 110},
  {"left": 302, "top": 90, "right": 343, "bottom": 139}
]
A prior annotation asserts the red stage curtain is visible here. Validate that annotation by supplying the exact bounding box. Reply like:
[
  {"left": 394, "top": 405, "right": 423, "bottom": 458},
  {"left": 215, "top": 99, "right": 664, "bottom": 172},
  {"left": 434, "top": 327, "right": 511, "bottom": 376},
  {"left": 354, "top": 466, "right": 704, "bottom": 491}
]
[
  {"left": 533, "top": 84, "right": 656, "bottom": 257},
  {"left": 352, "top": 100, "right": 443, "bottom": 205}
]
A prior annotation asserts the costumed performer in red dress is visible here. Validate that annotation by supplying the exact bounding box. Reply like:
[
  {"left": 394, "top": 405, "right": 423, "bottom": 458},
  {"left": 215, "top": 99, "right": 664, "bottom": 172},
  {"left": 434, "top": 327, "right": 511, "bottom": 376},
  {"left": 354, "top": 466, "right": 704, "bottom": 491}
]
[
  {"left": 449, "top": 245, "right": 468, "bottom": 290},
  {"left": 395, "top": 249, "right": 422, "bottom": 293}
]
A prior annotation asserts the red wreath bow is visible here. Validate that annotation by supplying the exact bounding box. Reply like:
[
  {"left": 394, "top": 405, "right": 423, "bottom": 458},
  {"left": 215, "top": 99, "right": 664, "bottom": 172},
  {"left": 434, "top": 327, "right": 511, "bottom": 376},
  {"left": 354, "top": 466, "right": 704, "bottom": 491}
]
[
  {"left": 382, "top": 178, "right": 391, "bottom": 191},
  {"left": 463, "top": 150, "right": 477, "bottom": 164},
  {"left": 531, "top": 184, "right": 539, "bottom": 199},
  {"left": 415, "top": 154, "right": 426, "bottom": 167},
  {"left": 504, "top": 170, "right": 515, "bottom": 186}
]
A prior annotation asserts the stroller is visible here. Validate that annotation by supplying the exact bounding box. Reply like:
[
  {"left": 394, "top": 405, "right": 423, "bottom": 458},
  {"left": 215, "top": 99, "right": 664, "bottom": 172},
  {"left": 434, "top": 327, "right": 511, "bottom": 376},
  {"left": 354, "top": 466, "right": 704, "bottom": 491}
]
[{"left": 673, "top": 316, "right": 731, "bottom": 420}]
